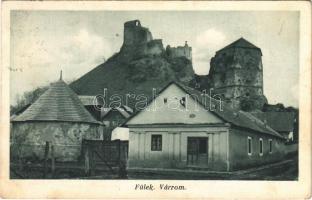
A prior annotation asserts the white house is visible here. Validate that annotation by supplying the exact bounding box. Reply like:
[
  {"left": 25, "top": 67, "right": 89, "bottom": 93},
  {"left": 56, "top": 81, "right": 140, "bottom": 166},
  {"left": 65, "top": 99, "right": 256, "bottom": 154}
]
[{"left": 123, "top": 82, "right": 287, "bottom": 171}]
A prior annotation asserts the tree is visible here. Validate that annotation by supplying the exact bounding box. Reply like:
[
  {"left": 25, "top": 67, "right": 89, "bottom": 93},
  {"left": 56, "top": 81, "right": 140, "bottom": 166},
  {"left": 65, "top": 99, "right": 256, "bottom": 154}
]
[{"left": 11, "top": 85, "right": 49, "bottom": 115}]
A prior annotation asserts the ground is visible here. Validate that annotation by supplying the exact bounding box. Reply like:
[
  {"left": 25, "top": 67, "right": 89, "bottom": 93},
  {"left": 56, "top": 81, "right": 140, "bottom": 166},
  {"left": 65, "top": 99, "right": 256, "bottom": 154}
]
[{"left": 10, "top": 154, "right": 297, "bottom": 180}]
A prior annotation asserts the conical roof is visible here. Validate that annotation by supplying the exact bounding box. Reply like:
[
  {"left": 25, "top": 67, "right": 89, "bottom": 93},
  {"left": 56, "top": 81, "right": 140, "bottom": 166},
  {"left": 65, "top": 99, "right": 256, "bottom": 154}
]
[
  {"left": 12, "top": 78, "right": 99, "bottom": 124},
  {"left": 218, "top": 37, "right": 261, "bottom": 53}
]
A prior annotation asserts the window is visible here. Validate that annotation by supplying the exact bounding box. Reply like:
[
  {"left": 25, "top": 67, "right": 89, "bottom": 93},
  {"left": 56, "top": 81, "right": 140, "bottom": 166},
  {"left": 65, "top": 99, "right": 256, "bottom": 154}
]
[
  {"left": 269, "top": 139, "right": 273, "bottom": 153},
  {"left": 151, "top": 135, "right": 162, "bottom": 151},
  {"left": 247, "top": 137, "right": 252, "bottom": 155},
  {"left": 259, "top": 138, "right": 263, "bottom": 156},
  {"left": 180, "top": 97, "right": 186, "bottom": 107},
  {"left": 164, "top": 98, "right": 167, "bottom": 104}
]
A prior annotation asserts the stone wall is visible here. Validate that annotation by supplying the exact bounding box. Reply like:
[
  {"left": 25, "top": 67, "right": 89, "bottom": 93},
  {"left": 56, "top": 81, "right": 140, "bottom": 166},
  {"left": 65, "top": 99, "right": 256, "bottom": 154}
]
[
  {"left": 143, "top": 39, "right": 164, "bottom": 56},
  {"left": 11, "top": 121, "right": 103, "bottom": 162},
  {"left": 122, "top": 20, "right": 192, "bottom": 61},
  {"left": 123, "top": 20, "right": 153, "bottom": 46},
  {"left": 166, "top": 42, "right": 192, "bottom": 60},
  {"left": 208, "top": 47, "right": 267, "bottom": 110}
]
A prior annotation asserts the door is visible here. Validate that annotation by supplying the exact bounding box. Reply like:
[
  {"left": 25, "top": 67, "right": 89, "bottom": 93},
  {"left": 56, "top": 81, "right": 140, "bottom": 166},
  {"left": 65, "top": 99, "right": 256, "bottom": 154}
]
[{"left": 187, "top": 137, "right": 208, "bottom": 167}]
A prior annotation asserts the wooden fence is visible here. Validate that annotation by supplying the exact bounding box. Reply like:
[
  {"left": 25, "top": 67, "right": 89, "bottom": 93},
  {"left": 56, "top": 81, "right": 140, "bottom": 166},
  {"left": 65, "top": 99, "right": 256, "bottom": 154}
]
[
  {"left": 10, "top": 139, "right": 128, "bottom": 179},
  {"left": 81, "top": 139, "right": 128, "bottom": 176}
]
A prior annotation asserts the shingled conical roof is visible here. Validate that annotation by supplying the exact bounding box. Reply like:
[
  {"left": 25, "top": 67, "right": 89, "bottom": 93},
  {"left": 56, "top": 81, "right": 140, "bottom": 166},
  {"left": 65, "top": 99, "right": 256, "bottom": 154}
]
[{"left": 12, "top": 75, "right": 99, "bottom": 124}]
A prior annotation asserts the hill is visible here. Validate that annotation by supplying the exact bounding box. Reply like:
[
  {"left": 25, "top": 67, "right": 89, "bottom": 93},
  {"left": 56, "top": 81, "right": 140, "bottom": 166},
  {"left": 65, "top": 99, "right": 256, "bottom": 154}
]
[{"left": 70, "top": 20, "right": 195, "bottom": 109}]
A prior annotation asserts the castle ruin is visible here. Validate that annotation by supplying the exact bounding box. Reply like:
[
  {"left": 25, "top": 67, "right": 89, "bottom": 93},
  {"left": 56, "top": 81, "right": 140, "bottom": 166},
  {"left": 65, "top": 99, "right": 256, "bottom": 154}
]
[
  {"left": 123, "top": 20, "right": 153, "bottom": 46},
  {"left": 166, "top": 41, "right": 192, "bottom": 60},
  {"left": 122, "top": 21, "right": 265, "bottom": 111},
  {"left": 206, "top": 38, "right": 267, "bottom": 111},
  {"left": 121, "top": 20, "right": 192, "bottom": 61}
]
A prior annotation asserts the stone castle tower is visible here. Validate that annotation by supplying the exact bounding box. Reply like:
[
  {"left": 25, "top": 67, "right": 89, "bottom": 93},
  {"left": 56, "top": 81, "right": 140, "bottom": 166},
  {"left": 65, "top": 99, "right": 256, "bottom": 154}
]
[
  {"left": 123, "top": 20, "right": 153, "bottom": 46},
  {"left": 120, "top": 20, "right": 164, "bottom": 58},
  {"left": 121, "top": 20, "right": 192, "bottom": 61},
  {"left": 207, "top": 38, "right": 267, "bottom": 111}
]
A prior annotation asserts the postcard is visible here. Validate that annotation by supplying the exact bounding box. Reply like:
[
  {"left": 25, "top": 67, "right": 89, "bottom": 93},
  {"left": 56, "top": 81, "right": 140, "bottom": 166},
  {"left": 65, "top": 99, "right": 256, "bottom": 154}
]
[{"left": 0, "top": 1, "right": 311, "bottom": 199}]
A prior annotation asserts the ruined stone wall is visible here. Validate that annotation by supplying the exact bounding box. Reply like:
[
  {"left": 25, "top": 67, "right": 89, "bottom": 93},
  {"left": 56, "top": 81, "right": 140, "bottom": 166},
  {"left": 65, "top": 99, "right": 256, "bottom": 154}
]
[
  {"left": 123, "top": 20, "right": 153, "bottom": 46},
  {"left": 11, "top": 122, "right": 103, "bottom": 162},
  {"left": 209, "top": 47, "right": 267, "bottom": 110},
  {"left": 121, "top": 20, "right": 164, "bottom": 59},
  {"left": 166, "top": 43, "right": 192, "bottom": 60},
  {"left": 143, "top": 39, "right": 164, "bottom": 56}
]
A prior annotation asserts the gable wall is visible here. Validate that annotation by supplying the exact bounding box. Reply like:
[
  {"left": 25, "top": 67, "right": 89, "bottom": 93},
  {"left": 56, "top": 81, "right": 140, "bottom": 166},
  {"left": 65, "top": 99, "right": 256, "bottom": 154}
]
[
  {"left": 127, "top": 84, "right": 223, "bottom": 125},
  {"left": 103, "top": 110, "right": 127, "bottom": 127}
]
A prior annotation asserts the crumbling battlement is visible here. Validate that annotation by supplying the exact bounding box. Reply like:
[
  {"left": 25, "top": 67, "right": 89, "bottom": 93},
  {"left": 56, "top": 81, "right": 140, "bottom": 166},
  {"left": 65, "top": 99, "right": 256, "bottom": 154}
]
[
  {"left": 166, "top": 41, "right": 192, "bottom": 61},
  {"left": 123, "top": 20, "right": 153, "bottom": 46},
  {"left": 122, "top": 20, "right": 192, "bottom": 60}
]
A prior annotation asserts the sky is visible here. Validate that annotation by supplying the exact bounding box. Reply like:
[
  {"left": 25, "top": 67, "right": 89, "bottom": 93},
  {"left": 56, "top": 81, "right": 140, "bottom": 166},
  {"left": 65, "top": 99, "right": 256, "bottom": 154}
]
[{"left": 10, "top": 11, "right": 299, "bottom": 107}]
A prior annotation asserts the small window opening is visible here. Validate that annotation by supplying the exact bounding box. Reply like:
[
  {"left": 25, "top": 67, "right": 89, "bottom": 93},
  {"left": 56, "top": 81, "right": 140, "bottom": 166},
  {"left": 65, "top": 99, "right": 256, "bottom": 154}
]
[
  {"left": 269, "top": 139, "right": 273, "bottom": 153},
  {"left": 259, "top": 138, "right": 263, "bottom": 156},
  {"left": 180, "top": 97, "right": 186, "bottom": 107},
  {"left": 247, "top": 137, "right": 252, "bottom": 156},
  {"left": 164, "top": 98, "right": 167, "bottom": 104}
]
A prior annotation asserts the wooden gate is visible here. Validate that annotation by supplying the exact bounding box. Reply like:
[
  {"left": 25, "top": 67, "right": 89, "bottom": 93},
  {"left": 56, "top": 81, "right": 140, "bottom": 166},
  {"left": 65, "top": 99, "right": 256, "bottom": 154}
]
[{"left": 81, "top": 139, "right": 128, "bottom": 176}]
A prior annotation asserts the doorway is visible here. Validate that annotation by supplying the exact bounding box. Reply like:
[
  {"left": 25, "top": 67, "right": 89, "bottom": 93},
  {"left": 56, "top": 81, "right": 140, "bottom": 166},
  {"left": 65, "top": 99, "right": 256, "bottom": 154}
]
[{"left": 187, "top": 137, "right": 208, "bottom": 167}]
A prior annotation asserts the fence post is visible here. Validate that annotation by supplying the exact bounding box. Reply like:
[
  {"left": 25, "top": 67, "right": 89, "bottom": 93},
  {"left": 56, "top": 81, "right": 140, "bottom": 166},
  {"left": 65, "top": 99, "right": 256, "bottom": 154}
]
[
  {"left": 51, "top": 145, "right": 55, "bottom": 177},
  {"left": 43, "top": 141, "right": 50, "bottom": 178}
]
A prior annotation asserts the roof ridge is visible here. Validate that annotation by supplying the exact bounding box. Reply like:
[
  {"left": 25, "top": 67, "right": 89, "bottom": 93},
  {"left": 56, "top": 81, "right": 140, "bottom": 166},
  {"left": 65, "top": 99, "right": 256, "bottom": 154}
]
[
  {"left": 12, "top": 79, "right": 99, "bottom": 124},
  {"left": 217, "top": 37, "right": 261, "bottom": 53}
]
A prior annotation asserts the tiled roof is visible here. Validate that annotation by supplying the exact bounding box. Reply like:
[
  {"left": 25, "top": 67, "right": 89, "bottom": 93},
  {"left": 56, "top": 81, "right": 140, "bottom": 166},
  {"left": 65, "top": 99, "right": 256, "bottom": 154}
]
[
  {"left": 218, "top": 37, "right": 261, "bottom": 53},
  {"left": 78, "top": 95, "right": 99, "bottom": 106},
  {"left": 176, "top": 82, "right": 283, "bottom": 138},
  {"left": 101, "top": 105, "right": 133, "bottom": 119},
  {"left": 12, "top": 79, "right": 99, "bottom": 124},
  {"left": 124, "top": 81, "right": 284, "bottom": 139},
  {"left": 250, "top": 111, "right": 295, "bottom": 132}
]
